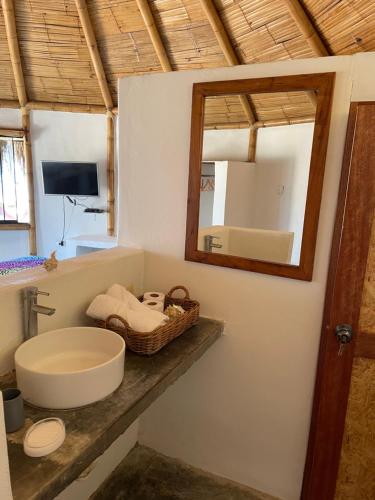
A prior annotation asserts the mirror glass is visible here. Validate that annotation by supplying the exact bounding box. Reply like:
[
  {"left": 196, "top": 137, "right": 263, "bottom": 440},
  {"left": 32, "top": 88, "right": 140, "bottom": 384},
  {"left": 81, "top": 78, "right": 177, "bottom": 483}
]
[{"left": 198, "top": 91, "right": 317, "bottom": 266}]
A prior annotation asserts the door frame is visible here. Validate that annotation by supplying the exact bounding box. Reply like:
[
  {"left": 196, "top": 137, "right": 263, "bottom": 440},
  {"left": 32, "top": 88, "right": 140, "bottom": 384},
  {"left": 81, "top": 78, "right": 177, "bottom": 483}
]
[{"left": 301, "top": 102, "right": 375, "bottom": 499}]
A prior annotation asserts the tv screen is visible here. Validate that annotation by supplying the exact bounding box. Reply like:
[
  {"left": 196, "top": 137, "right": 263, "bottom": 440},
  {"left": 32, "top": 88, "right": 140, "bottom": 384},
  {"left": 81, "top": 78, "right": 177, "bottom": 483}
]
[{"left": 42, "top": 161, "right": 99, "bottom": 196}]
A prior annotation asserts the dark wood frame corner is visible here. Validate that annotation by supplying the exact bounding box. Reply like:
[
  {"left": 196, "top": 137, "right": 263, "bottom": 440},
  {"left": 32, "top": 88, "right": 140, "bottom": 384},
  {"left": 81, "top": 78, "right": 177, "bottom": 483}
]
[{"left": 185, "top": 72, "right": 336, "bottom": 281}]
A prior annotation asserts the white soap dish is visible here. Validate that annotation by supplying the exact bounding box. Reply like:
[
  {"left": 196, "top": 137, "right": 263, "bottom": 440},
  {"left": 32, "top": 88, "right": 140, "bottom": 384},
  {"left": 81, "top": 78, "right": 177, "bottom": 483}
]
[{"left": 24, "top": 418, "right": 65, "bottom": 457}]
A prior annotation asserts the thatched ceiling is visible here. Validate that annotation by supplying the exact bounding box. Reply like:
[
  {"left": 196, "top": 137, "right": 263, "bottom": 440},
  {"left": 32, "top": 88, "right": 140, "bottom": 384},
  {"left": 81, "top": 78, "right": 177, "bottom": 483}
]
[{"left": 0, "top": 0, "right": 373, "bottom": 125}]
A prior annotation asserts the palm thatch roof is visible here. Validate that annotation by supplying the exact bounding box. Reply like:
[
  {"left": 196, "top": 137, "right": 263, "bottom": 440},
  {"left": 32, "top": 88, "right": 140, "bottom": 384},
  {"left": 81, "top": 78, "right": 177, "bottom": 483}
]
[{"left": 0, "top": 0, "right": 373, "bottom": 124}]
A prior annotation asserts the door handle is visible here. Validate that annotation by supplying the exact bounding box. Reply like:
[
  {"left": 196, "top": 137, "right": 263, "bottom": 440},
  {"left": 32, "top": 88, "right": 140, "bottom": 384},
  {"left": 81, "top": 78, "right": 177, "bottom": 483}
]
[{"left": 335, "top": 324, "right": 353, "bottom": 345}]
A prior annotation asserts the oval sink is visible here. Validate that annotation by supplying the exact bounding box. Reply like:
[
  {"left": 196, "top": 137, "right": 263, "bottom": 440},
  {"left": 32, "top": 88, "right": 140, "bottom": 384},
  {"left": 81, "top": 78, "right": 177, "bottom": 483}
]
[{"left": 15, "top": 327, "right": 125, "bottom": 409}]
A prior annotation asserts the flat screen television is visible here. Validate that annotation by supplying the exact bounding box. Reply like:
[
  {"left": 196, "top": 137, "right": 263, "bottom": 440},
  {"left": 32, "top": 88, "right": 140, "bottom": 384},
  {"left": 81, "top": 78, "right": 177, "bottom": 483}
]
[{"left": 42, "top": 161, "right": 99, "bottom": 196}]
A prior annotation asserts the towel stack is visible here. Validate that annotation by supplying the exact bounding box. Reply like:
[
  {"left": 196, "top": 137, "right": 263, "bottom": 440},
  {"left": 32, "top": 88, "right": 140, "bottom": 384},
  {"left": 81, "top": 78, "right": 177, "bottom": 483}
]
[{"left": 86, "top": 284, "right": 168, "bottom": 333}]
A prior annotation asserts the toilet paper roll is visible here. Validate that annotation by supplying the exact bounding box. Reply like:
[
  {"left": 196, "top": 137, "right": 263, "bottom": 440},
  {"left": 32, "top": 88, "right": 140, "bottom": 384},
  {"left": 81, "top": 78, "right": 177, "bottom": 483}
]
[
  {"left": 0, "top": 392, "right": 13, "bottom": 500},
  {"left": 143, "top": 299, "right": 164, "bottom": 312},
  {"left": 143, "top": 292, "right": 165, "bottom": 305}
]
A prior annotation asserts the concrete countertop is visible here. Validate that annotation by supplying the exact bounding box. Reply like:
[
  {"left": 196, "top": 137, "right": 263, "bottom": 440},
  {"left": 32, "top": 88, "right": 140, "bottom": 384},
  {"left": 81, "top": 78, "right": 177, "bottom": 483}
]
[{"left": 4, "top": 317, "right": 223, "bottom": 500}]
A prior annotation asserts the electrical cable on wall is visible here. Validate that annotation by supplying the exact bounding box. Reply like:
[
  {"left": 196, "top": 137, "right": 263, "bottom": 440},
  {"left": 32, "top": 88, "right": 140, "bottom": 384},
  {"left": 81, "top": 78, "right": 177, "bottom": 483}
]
[{"left": 59, "top": 196, "right": 66, "bottom": 246}]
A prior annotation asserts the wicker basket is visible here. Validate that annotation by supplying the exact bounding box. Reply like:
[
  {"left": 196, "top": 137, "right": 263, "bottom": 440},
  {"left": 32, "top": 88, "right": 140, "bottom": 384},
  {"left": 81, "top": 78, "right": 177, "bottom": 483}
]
[{"left": 95, "top": 286, "right": 200, "bottom": 355}]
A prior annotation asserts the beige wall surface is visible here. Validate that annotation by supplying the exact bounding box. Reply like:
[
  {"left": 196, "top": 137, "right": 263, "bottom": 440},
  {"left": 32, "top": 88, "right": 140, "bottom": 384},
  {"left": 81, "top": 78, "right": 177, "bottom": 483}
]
[
  {"left": 0, "top": 247, "right": 144, "bottom": 374},
  {"left": 116, "top": 55, "right": 371, "bottom": 500}
]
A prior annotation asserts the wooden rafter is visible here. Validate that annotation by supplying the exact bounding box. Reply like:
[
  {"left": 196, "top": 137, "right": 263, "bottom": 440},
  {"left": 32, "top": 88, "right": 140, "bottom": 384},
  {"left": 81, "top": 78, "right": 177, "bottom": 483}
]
[
  {"left": 283, "top": 0, "right": 329, "bottom": 57},
  {"left": 0, "top": 128, "right": 24, "bottom": 137},
  {"left": 75, "top": 0, "right": 113, "bottom": 110},
  {"left": 1, "top": 0, "right": 27, "bottom": 107},
  {"left": 135, "top": 0, "right": 172, "bottom": 72},
  {"left": 0, "top": 100, "right": 118, "bottom": 115},
  {"left": 2, "top": 0, "right": 37, "bottom": 255},
  {"left": 0, "top": 99, "right": 19, "bottom": 109},
  {"left": 205, "top": 115, "right": 315, "bottom": 130},
  {"left": 74, "top": 0, "right": 115, "bottom": 236},
  {"left": 198, "top": 0, "right": 257, "bottom": 161},
  {"left": 255, "top": 115, "right": 316, "bottom": 128}
]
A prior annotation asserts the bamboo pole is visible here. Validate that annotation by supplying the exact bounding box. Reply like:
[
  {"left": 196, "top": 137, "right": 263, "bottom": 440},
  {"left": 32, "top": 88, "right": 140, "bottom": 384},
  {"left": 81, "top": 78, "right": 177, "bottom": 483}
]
[
  {"left": 27, "top": 101, "right": 113, "bottom": 114},
  {"left": 205, "top": 121, "right": 250, "bottom": 130},
  {"left": 248, "top": 127, "right": 257, "bottom": 162},
  {"left": 22, "top": 109, "right": 37, "bottom": 255},
  {"left": 0, "top": 99, "right": 19, "bottom": 109},
  {"left": 205, "top": 114, "right": 315, "bottom": 130},
  {"left": 75, "top": 0, "right": 116, "bottom": 236},
  {"left": 74, "top": 0, "right": 113, "bottom": 110},
  {"left": 1, "top": 0, "right": 27, "bottom": 107},
  {"left": 255, "top": 115, "right": 316, "bottom": 128},
  {"left": 135, "top": 0, "right": 172, "bottom": 72},
  {"left": 0, "top": 100, "right": 118, "bottom": 114},
  {"left": 106, "top": 113, "right": 115, "bottom": 236},
  {"left": 199, "top": 0, "right": 256, "bottom": 132},
  {"left": 2, "top": 0, "right": 37, "bottom": 254},
  {"left": 283, "top": 0, "right": 329, "bottom": 56},
  {"left": 0, "top": 128, "right": 24, "bottom": 138}
]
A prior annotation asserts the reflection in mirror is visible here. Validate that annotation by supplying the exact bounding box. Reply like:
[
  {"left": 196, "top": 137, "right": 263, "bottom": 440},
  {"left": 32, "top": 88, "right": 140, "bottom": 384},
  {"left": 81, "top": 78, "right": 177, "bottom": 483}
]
[{"left": 198, "top": 91, "right": 316, "bottom": 266}]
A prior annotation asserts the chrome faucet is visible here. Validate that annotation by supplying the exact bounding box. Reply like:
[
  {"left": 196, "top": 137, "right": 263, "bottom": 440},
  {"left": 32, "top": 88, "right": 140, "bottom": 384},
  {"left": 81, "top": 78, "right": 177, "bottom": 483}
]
[
  {"left": 23, "top": 287, "right": 56, "bottom": 341},
  {"left": 204, "top": 235, "right": 223, "bottom": 252}
]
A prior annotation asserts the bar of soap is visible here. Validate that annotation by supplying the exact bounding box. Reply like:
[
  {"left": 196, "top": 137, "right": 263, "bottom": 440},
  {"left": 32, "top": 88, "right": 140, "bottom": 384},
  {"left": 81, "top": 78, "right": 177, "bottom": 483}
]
[{"left": 24, "top": 418, "right": 65, "bottom": 457}]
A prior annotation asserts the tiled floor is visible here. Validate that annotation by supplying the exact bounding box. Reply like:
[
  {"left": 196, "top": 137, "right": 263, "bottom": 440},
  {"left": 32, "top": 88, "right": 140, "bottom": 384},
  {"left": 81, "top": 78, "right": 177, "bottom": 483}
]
[{"left": 92, "top": 445, "right": 278, "bottom": 500}]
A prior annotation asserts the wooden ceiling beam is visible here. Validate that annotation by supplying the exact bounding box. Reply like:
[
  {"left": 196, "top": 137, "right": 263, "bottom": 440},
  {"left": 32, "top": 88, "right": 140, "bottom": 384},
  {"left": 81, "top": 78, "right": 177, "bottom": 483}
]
[
  {"left": 204, "top": 115, "right": 315, "bottom": 130},
  {"left": 0, "top": 99, "right": 19, "bottom": 109},
  {"left": 0, "top": 128, "right": 24, "bottom": 137},
  {"left": 1, "top": 0, "right": 28, "bottom": 107},
  {"left": 283, "top": 0, "right": 329, "bottom": 57},
  {"left": 255, "top": 115, "right": 316, "bottom": 128},
  {"left": 0, "top": 100, "right": 118, "bottom": 114},
  {"left": 75, "top": 0, "right": 113, "bottom": 110},
  {"left": 135, "top": 0, "right": 172, "bottom": 72}
]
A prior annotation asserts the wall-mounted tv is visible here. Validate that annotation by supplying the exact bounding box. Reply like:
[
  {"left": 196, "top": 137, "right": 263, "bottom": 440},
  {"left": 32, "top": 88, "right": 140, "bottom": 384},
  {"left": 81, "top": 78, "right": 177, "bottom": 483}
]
[{"left": 42, "top": 161, "right": 99, "bottom": 196}]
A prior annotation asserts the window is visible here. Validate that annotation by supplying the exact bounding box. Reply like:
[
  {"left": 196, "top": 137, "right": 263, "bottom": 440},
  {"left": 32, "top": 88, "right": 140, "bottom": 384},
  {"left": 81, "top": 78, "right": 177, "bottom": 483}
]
[{"left": 0, "top": 137, "right": 29, "bottom": 225}]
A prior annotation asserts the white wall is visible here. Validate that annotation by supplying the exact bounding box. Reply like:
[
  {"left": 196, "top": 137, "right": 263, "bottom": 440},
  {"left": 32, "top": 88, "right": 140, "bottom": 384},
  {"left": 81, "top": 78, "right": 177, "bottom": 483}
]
[
  {"left": 255, "top": 123, "right": 314, "bottom": 264},
  {"left": 0, "top": 109, "right": 109, "bottom": 261},
  {"left": 0, "top": 247, "right": 144, "bottom": 374},
  {"left": 223, "top": 161, "right": 256, "bottom": 227},
  {"left": 203, "top": 128, "right": 250, "bottom": 161},
  {"left": 117, "top": 55, "right": 359, "bottom": 500}
]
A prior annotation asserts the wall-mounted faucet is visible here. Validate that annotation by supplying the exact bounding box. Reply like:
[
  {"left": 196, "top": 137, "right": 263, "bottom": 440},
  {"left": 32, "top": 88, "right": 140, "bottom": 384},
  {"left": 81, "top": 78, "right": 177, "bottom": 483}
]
[
  {"left": 204, "top": 235, "right": 223, "bottom": 252},
  {"left": 23, "top": 287, "right": 56, "bottom": 341}
]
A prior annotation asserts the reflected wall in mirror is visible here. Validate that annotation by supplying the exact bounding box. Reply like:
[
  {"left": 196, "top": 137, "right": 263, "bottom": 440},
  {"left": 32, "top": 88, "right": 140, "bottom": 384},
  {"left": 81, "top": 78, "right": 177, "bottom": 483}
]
[{"left": 185, "top": 74, "right": 335, "bottom": 280}]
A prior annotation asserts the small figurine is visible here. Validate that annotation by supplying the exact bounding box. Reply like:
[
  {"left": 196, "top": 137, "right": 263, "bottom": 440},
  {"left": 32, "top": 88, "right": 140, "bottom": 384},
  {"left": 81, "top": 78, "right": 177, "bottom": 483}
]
[{"left": 44, "top": 251, "right": 58, "bottom": 272}]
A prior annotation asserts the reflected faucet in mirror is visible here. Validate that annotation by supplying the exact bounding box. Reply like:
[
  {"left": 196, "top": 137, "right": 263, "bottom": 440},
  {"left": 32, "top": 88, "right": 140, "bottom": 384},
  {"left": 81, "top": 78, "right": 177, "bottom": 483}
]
[
  {"left": 185, "top": 73, "right": 335, "bottom": 280},
  {"left": 23, "top": 287, "right": 56, "bottom": 340},
  {"left": 204, "top": 235, "right": 223, "bottom": 252}
]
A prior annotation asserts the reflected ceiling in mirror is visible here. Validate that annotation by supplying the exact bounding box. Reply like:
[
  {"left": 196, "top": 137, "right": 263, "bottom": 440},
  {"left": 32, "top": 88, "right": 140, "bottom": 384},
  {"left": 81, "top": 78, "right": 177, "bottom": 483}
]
[{"left": 185, "top": 73, "right": 336, "bottom": 280}]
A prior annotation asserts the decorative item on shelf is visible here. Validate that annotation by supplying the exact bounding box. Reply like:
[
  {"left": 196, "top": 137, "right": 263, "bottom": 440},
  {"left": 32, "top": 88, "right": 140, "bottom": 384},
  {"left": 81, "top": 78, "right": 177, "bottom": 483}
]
[
  {"left": 165, "top": 304, "right": 185, "bottom": 319},
  {"left": 96, "top": 286, "right": 199, "bottom": 355},
  {"left": 43, "top": 251, "right": 58, "bottom": 272}
]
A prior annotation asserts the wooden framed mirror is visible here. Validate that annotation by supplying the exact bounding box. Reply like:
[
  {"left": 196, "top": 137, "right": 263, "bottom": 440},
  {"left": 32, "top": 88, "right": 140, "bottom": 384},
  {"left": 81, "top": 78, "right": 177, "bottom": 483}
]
[{"left": 185, "top": 73, "right": 335, "bottom": 281}]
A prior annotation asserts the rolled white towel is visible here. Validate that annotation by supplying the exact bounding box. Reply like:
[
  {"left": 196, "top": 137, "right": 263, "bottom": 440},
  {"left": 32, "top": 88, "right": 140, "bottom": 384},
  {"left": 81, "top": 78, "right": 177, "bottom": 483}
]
[
  {"left": 106, "top": 284, "right": 146, "bottom": 312},
  {"left": 87, "top": 294, "right": 168, "bottom": 333}
]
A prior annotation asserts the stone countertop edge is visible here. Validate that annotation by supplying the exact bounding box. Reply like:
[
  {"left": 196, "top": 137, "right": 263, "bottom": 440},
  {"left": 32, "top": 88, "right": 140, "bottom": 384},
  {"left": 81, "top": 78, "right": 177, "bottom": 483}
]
[{"left": 4, "top": 317, "right": 223, "bottom": 500}]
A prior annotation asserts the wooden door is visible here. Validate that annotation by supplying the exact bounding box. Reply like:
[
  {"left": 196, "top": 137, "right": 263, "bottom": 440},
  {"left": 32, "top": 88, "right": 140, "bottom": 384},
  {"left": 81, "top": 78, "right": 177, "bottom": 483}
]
[{"left": 301, "top": 102, "right": 375, "bottom": 500}]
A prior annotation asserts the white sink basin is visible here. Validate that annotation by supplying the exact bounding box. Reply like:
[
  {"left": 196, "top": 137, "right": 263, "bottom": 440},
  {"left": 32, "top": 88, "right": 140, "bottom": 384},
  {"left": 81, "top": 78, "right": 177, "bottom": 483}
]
[{"left": 15, "top": 327, "right": 125, "bottom": 409}]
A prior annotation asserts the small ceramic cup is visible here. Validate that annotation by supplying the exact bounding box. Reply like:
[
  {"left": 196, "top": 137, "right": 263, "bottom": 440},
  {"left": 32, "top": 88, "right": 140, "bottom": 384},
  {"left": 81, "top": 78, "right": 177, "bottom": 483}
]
[{"left": 2, "top": 388, "right": 24, "bottom": 433}]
